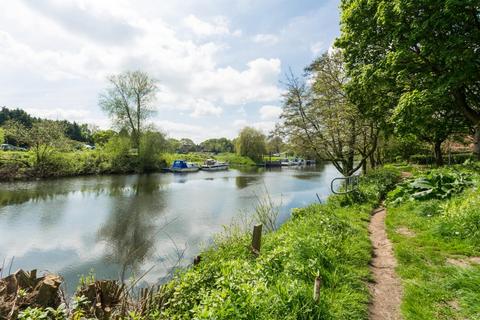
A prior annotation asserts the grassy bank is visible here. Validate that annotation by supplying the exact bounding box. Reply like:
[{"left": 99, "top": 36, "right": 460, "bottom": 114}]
[
  {"left": 0, "top": 151, "right": 256, "bottom": 181},
  {"left": 385, "top": 163, "right": 480, "bottom": 319},
  {"left": 0, "top": 149, "right": 146, "bottom": 180}
]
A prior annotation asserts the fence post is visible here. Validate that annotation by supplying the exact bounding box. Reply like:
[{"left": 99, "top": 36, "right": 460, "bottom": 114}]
[
  {"left": 313, "top": 276, "right": 322, "bottom": 302},
  {"left": 251, "top": 224, "right": 262, "bottom": 255},
  {"left": 193, "top": 255, "right": 201, "bottom": 265}
]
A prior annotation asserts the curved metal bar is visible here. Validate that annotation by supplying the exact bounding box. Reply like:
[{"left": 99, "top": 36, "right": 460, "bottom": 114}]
[{"left": 330, "top": 175, "right": 360, "bottom": 194}]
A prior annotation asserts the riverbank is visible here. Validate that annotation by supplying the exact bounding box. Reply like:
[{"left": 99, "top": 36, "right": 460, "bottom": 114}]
[
  {"left": 3, "top": 163, "right": 478, "bottom": 319},
  {"left": 0, "top": 150, "right": 256, "bottom": 181},
  {"left": 0, "top": 166, "right": 402, "bottom": 319}
]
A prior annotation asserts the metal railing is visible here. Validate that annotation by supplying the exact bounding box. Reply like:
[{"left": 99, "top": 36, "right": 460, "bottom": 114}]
[{"left": 330, "top": 175, "right": 360, "bottom": 194}]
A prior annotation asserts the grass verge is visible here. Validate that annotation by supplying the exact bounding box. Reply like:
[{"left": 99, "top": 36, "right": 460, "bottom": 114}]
[{"left": 385, "top": 163, "right": 480, "bottom": 319}]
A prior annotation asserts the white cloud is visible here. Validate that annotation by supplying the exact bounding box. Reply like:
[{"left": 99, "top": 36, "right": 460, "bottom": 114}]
[
  {"left": 191, "top": 58, "right": 282, "bottom": 105},
  {"left": 0, "top": 3, "right": 281, "bottom": 133},
  {"left": 190, "top": 99, "right": 223, "bottom": 117},
  {"left": 233, "top": 119, "right": 248, "bottom": 128},
  {"left": 252, "top": 33, "right": 279, "bottom": 45},
  {"left": 259, "top": 105, "right": 282, "bottom": 120},
  {"left": 183, "top": 14, "right": 240, "bottom": 37}
]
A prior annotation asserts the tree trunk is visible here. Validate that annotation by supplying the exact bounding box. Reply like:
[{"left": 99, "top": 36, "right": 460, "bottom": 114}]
[
  {"left": 434, "top": 141, "right": 444, "bottom": 166},
  {"left": 453, "top": 88, "right": 480, "bottom": 160},
  {"left": 474, "top": 126, "right": 480, "bottom": 160},
  {"left": 369, "top": 153, "right": 376, "bottom": 169}
]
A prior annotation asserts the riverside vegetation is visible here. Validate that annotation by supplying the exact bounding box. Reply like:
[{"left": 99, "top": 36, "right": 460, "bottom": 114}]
[
  {"left": 1, "top": 165, "right": 402, "bottom": 319},
  {"left": 1, "top": 161, "right": 479, "bottom": 319}
]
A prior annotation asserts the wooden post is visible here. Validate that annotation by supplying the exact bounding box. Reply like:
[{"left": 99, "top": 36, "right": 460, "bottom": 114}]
[
  {"left": 193, "top": 255, "right": 201, "bottom": 265},
  {"left": 313, "top": 276, "right": 322, "bottom": 302},
  {"left": 251, "top": 224, "right": 262, "bottom": 255}
]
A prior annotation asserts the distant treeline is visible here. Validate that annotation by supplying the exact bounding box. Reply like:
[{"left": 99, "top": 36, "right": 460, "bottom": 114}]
[{"left": 0, "top": 107, "right": 93, "bottom": 143}]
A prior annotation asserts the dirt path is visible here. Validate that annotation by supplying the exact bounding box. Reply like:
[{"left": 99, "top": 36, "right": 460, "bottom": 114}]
[{"left": 368, "top": 207, "right": 403, "bottom": 320}]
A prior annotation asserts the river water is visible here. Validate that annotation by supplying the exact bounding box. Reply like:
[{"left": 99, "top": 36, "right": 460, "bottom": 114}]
[{"left": 0, "top": 163, "right": 340, "bottom": 292}]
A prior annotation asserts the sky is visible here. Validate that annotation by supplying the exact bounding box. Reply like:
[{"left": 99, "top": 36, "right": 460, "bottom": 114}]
[{"left": 0, "top": 0, "right": 341, "bottom": 143}]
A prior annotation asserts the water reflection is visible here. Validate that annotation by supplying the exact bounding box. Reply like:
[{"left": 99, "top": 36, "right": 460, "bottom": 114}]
[
  {"left": 98, "top": 175, "right": 166, "bottom": 281},
  {"left": 0, "top": 164, "right": 341, "bottom": 292},
  {"left": 235, "top": 175, "right": 262, "bottom": 189}
]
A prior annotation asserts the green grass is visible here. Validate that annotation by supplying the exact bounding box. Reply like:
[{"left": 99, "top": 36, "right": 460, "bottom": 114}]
[
  {"left": 385, "top": 164, "right": 480, "bottom": 319},
  {"left": 161, "top": 202, "right": 373, "bottom": 319}
]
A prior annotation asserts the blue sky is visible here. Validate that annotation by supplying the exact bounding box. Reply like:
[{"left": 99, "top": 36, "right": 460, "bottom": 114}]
[{"left": 0, "top": 0, "right": 340, "bottom": 142}]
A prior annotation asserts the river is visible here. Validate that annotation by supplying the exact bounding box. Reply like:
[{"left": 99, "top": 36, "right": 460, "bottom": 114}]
[{"left": 0, "top": 163, "right": 340, "bottom": 292}]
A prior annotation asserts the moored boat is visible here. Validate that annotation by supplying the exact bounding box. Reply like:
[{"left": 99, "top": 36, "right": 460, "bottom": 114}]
[
  {"left": 171, "top": 160, "right": 200, "bottom": 173},
  {"left": 281, "top": 158, "right": 306, "bottom": 166},
  {"left": 201, "top": 159, "right": 229, "bottom": 171}
]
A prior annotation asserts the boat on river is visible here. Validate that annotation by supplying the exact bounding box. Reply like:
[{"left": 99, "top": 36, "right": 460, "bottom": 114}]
[
  {"left": 170, "top": 160, "right": 200, "bottom": 172},
  {"left": 281, "top": 158, "right": 305, "bottom": 166},
  {"left": 201, "top": 159, "right": 229, "bottom": 171}
]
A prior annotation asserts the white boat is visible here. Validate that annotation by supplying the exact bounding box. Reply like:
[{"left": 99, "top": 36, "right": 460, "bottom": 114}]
[
  {"left": 281, "top": 158, "right": 303, "bottom": 166},
  {"left": 201, "top": 159, "right": 229, "bottom": 171},
  {"left": 170, "top": 160, "right": 200, "bottom": 173}
]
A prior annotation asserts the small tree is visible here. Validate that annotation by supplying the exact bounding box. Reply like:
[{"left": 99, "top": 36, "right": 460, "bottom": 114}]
[
  {"left": 139, "top": 130, "right": 169, "bottom": 171},
  {"left": 99, "top": 71, "right": 158, "bottom": 151},
  {"left": 236, "top": 127, "right": 267, "bottom": 163},
  {"left": 5, "top": 120, "right": 67, "bottom": 174}
]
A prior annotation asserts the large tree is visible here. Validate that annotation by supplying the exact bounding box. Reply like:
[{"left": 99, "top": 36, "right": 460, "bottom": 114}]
[
  {"left": 99, "top": 71, "right": 158, "bottom": 151},
  {"left": 276, "top": 51, "right": 378, "bottom": 176},
  {"left": 392, "top": 90, "right": 467, "bottom": 166},
  {"left": 337, "top": 0, "right": 480, "bottom": 158}
]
